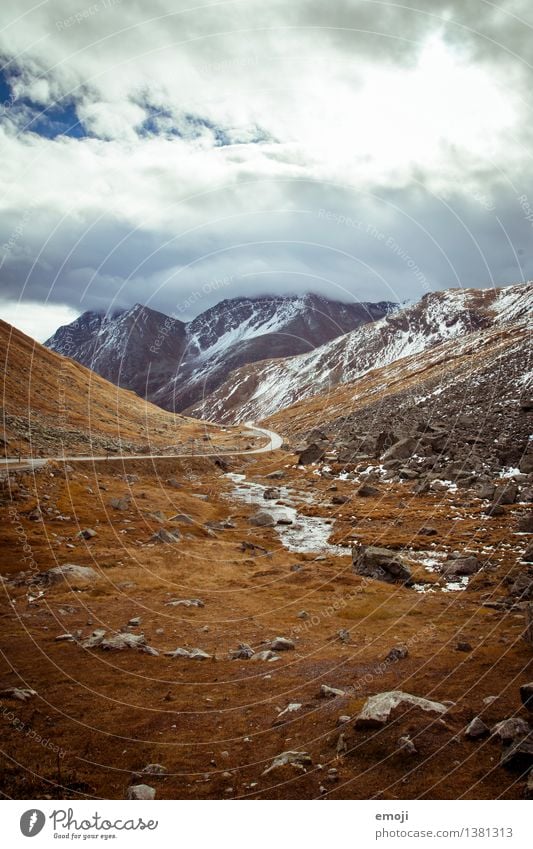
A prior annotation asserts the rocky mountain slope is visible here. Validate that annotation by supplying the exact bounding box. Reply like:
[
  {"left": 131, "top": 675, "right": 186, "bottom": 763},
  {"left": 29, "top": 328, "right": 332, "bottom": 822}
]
[
  {"left": 45, "top": 294, "right": 394, "bottom": 413},
  {"left": 190, "top": 283, "right": 532, "bottom": 423}
]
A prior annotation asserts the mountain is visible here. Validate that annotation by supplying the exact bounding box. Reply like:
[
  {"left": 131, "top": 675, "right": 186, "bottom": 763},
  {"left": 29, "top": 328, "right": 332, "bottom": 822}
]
[
  {"left": 0, "top": 319, "right": 231, "bottom": 458},
  {"left": 45, "top": 294, "right": 395, "bottom": 413},
  {"left": 189, "top": 283, "right": 533, "bottom": 423}
]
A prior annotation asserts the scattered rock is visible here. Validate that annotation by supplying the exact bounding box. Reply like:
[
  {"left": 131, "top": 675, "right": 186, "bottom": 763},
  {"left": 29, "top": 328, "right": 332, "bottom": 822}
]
[
  {"left": 127, "top": 784, "right": 156, "bottom": 800},
  {"left": 229, "top": 643, "right": 255, "bottom": 660},
  {"left": 357, "top": 483, "right": 380, "bottom": 497},
  {"left": 493, "top": 483, "right": 518, "bottom": 506},
  {"left": 491, "top": 718, "right": 530, "bottom": 743},
  {"left": 443, "top": 556, "right": 481, "bottom": 577},
  {"left": 465, "top": 717, "right": 490, "bottom": 739},
  {"left": 165, "top": 598, "right": 204, "bottom": 608},
  {"left": 140, "top": 764, "right": 167, "bottom": 778},
  {"left": 298, "top": 444, "right": 326, "bottom": 465},
  {"left": 517, "top": 513, "right": 533, "bottom": 533},
  {"left": 354, "top": 691, "right": 448, "bottom": 728},
  {"left": 381, "top": 437, "right": 418, "bottom": 461},
  {"left": 337, "top": 628, "right": 350, "bottom": 644},
  {"left": 263, "top": 487, "right": 281, "bottom": 500},
  {"left": 169, "top": 513, "right": 194, "bottom": 525},
  {"left": 43, "top": 564, "right": 98, "bottom": 586},
  {"left": 352, "top": 544, "right": 412, "bottom": 585},
  {"left": 267, "top": 636, "right": 295, "bottom": 651},
  {"left": 78, "top": 528, "right": 97, "bottom": 540},
  {"left": 262, "top": 750, "right": 312, "bottom": 775},
  {"left": 109, "top": 497, "right": 130, "bottom": 511},
  {"left": 320, "top": 684, "right": 346, "bottom": 698},
  {"left": 524, "top": 769, "right": 533, "bottom": 799},
  {"left": 166, "top": 478, "right": 182, "bottom": 489},
  {"left": 150, "top": 529, "right": 180, "bottom": 544},
  {"left": 398, "top": 735, "right": 417, "bottom": 755},
  {"left": 455, "top": 641, "right": 473, "bottom": 652},
  {"left": 164, "top": 647, "right": 211, "bottom": 660},
  {"left": 386, "top": 645, "right": 409, "bottom": 662},
  {"left": 417, "top": 526, "right": 438, "bottom": 537},
  {"left": 0, "top": 687, "right": 37, "bottom": 702},
  {"left": 250, "top": 650, "right": 279, "bottom": 662},
  {"left": 250, "top": 511, "right": 276, "bottom": 527},
  {"left": 331, "top": 495, "right": 349, "bottom": 505},
  {"left": 500, "top": 735, "right": 533, "bottom": 771},
  {"left": 128, "top": 617, "right": 141, "bottom": 627}
]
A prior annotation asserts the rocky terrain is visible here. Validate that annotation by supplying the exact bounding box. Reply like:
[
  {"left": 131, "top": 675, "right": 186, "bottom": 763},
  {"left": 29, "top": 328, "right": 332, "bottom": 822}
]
[
  {"left": 1, "top": 296, "right": 532, "bottom": 801},
  {"left": 45, "top": 294, "right": 394, "bottom": 413}
]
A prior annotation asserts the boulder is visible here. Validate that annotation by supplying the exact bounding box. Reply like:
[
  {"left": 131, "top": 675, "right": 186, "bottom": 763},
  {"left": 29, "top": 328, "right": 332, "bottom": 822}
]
[
  {"left": 250, "top": 511, "right": 276, "bottom": 527},
  {"left": 385, "top": 645, "right": 409, "bottom": 662},
  {"left": 465, "top": 717, "right": 490, "bottom": 739},
  {"left": 442, "top": 556, "right": 481, "bottom": 577},
  {"left": 357, "top": 484, "right": 380, "bottom": 497},
  {"left": 229, "top": 643, "right": 255, "bottom": 660},
  {"left": 320, "top": 684, "right": 346, "bottom": 698},
  {"left": 150, "top": 529, "right": 180, "bottom": 544},
  {"left": 478, "top": 482, "right": 496, "bottom": 500},
  {"left": 417, "top": 526, "right": 438, "bottom": 537},
  {"left": 331, "top": 495, "right": 349, "bottom": 505},
  {"left": 493, "top": 483, "right": 518, "bottom": 506},
  {"left": 79, "top": 528, "right": 97, "bottom": 540},
  {"left": 354, "top": 690, "right": 448, "bottom": 728},
  {"left": 268, "top": 636, "right": 295, "bottom": 651},
  {"left": 127, "top": 784, "right": 155, "bottom": 800},
  {"left": 500, "top": 734, "right": 533, "bottom": 771},
  {"left": 352, "top": 545, "right": 412, "bottom": 585},
  {"left": 0, "top": 687, "right": 37, "bottom": 702},
  {"left": 165, "top": 598, "right": 204, "bottom": 607},
  {"left": 139, "top": 764, "right": 167, "bottom": 778},
  {"left": 491, "top": 717, "right": 530, "bottom": 743},
  {"left": 517, "top": 513, "right": 533, "bottom": 533},
  {"left": 263, "top": 487, "right": 281, "bottom": 500},
  {"left": 298, "top": 443, "right": 326, "bottom": 465},
  {"left": 521, "top": 545, "right": 533, "bottom": 563},
  {"left": 164, "top": 647, "right": 211, "bottom": 660},
  {"left": 109, "top": 497, "right": 130, "bottom": 511},
  {"left": 44, "top": 564, "right": 98, "bottom": 586},
  {"left": 250, "top": 650, "right": 280, "bottom": 662},
  {"left": 519, "top": 454, "right": 533, "bottom": 475},
  {"left": 381, "top": 437, "right": 418, "bottom": 462}
]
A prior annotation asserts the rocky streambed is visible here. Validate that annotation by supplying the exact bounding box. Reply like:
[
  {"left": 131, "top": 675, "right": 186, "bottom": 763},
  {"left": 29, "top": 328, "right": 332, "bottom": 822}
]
[{"left": 224, "top": 472, "right": 350, "bottom": 555}]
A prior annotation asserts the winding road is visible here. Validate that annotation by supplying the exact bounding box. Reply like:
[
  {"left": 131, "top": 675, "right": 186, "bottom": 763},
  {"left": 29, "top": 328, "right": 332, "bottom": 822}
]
[{"left": 0, "top": 423, "right": 283, "bottom": 473}]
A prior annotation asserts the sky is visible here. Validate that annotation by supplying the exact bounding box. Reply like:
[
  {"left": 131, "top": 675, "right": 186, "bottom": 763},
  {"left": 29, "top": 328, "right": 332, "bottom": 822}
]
[{"left": 0, "top": 0, "right": 532, "bottom": 340}]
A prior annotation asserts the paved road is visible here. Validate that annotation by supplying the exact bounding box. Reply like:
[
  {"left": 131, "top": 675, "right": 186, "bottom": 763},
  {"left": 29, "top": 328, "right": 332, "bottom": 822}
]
[{"left": 0, "top": 423, "right": 283, "bottom": 473}]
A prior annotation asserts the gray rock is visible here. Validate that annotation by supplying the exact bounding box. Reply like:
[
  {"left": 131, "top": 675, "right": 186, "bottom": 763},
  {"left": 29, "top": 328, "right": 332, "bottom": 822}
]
[
  {"left": 44, "top": 564, "right": 98, "bottom": 585},
  {"left": 381, "top": 437, "right": 418, "bottom": 461},
  {"left": 354, "top": 690, "right": 448, "bottom": 728},
  {"left": 500, "top": 734, "right": 533, "bottom": 771},
  {"left": 263, "top": 487, "right": 281, "bottom": 500},
  {"left": 250, "top": 511, "right": 276, "bottom": 527},
  {"left": 165, "top": 598, "right": 204, "bottom": 608},
  {"left": 331, "top": 495, "right": 349, "bottom": 505},
  {"left": 268, "top": 636, "right": 295, "bottom": 651},
  {"left": 443, "top": 556, "right": 481, "bottom": 577},
  {"left": 357, "top": 484, "right": 380, "bottom": 497},
  {"left": 79, "top": 528, "right": 97, "bottom": 540},
  {"left": 0, "top": 687, "right": 37, "bottom": 702},
  {"left": 150, "top": 528, "right": 180, "bottom": 544},
  {"left": 169, "top": 513, "right": 194, "bottom": 524},
  {"left": 525, "top": 769, "right": 533, "bottom": 799},
  {"left": 517, "top": 513, "right": 533, "bottom": 533},
  {"left": 109, "top": 497, "right": 130, "bottom": 511},
  {"left": 229, "top": 643, "right": 255, "bottom": 660},
  {"left": 320, "top": 684, "right": 346, "bottom": 698},
  {"left": 100, "top": 633, "right": 150, "bottom": 652},
  {"left": 140, "top": 764, "right": 167, "bottom": 778},
  {"left": 386, "top": 645, "right": 409, "bottom": 662},
  {"left": 298, "top": 444, "right": 326, "bottom": 465},
  {"left": 262, "top": 750, "right": 312, "bottom": 775},
  {"left": 352, "top": 544, "right": 412, "bottom": 585},
  {"left": 493, "top": 483, "right": 518, "bottom": 505},
  {"left": 491, "top": 717, "right": 530, "bottom": 743},
  {"left": 465, "top": 717, "right": 490, "bottom": 739},
  {"left": 164, "top": 647, "right": 211, "bottom": 660},
  {"left": 398, "top": 735, "right": 417, "bottom": 755},
  {"left": 127, "top": 784, "right": 156, "bottom": 800},
  {"left": 250, "top": 650, "right": 279, "bottom": 662}
]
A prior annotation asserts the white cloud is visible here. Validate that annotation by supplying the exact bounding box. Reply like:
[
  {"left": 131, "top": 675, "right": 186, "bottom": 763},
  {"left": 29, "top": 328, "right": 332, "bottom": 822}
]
[{"left": 0, "top": 299, "right": 79, "bottom": 341}]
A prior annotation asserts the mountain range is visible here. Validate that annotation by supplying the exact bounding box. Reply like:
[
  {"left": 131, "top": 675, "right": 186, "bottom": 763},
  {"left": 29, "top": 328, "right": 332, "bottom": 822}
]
[{"left": 44, "top": 293, "right": 395, "bottom": 413}]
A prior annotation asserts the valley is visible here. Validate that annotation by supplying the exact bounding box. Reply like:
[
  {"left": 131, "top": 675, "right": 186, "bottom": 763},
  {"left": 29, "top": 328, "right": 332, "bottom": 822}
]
[{"left": 1, "top": 282, "right": 532, "bottom": 800}]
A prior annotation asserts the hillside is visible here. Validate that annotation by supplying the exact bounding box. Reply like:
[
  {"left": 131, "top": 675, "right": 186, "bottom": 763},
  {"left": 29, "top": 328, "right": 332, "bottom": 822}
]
[
  {"left": 0, "top": 320, "right": 254, "bottom": 458},
  {"left": 189, "top": 283, "right": 532, "bottom": 423}
]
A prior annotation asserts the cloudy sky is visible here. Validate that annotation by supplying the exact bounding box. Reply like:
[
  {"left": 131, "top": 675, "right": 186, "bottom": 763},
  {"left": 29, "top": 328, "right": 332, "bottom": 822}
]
[{"left": 0, "top": 0, "right": 532, "bottom": 340}]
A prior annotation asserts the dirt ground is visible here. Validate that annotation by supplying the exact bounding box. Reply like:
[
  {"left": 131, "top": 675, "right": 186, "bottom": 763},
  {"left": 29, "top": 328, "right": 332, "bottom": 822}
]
[{"left": 1, "top": 449, "right": 531, "bottom": 800}]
